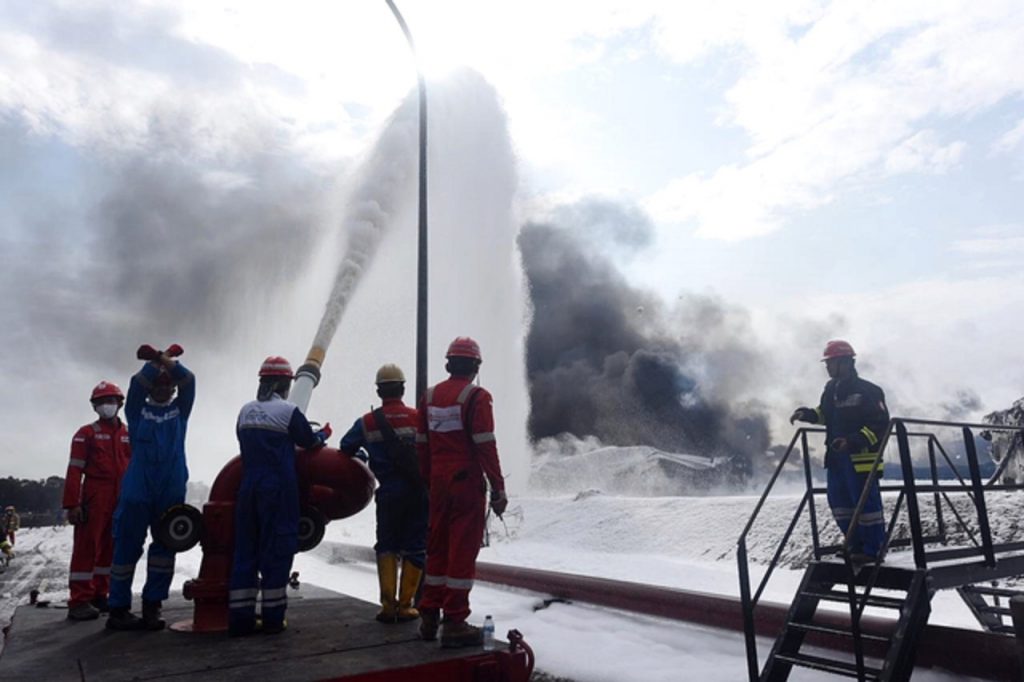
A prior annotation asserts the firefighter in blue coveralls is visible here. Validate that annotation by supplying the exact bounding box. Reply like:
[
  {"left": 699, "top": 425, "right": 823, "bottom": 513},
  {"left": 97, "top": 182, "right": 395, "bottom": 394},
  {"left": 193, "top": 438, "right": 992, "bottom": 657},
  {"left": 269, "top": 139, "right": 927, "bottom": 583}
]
[
  {"left": 108, "top": 347, "right": 195, "bottom": 631},
  {"left": 339, "top": 364, "right": 427, "bottom": 623},
  {"left": 228, "top": 356, "right": 331, "bottom": 636},
  {"left": 791, "top": 340, "right": 890, "bottom": 566}
]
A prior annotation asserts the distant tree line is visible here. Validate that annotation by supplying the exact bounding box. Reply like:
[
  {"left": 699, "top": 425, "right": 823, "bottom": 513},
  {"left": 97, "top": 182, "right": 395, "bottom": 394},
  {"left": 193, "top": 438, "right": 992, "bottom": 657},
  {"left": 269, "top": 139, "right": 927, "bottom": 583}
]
[
  {"left": 0, "top": 476, "right": 66, "bottom": 527},
  {"left": 0, "top": 476, "right": 213, "bottom": 529}
]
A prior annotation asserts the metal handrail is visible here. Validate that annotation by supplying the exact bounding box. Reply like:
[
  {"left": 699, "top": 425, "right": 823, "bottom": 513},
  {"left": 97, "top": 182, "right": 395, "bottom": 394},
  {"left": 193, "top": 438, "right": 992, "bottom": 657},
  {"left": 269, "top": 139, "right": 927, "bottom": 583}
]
[{"left": 737, "top": 416, "right": 1024, "bottom": 681}]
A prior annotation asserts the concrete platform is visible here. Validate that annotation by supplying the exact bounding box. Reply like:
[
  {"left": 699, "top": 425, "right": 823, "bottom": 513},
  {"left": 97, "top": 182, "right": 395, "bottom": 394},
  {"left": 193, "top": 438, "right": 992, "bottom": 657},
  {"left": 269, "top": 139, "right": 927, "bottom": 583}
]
[{"left": 0, "top": 588, "right": 512, "bottom": 682}]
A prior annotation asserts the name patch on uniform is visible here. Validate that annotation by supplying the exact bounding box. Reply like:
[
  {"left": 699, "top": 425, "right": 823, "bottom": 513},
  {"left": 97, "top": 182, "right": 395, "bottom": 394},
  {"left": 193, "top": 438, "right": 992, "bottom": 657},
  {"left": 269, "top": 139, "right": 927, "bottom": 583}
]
[
  {"left": 237, "top": 399, "right": 293, "bottom": 433},
  {"left": 428, "top": 405, "right": 463, "bottom": 433},
  {"left": 142, "top": 407, "right": 181, "bottom": 424}
]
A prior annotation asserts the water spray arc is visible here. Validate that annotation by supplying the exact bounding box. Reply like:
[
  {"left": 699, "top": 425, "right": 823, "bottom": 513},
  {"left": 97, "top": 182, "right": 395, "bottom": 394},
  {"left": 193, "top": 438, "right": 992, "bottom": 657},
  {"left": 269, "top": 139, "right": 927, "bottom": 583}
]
[{"left": 289, "top": 0, "right": 429, "bottom": 411}]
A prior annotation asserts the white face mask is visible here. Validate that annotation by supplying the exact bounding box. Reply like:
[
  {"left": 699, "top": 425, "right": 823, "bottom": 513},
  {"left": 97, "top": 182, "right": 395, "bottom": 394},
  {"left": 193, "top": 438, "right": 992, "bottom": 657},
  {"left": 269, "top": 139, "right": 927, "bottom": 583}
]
[{"left": 94, "top": 403, "right": 120, "bottom": 420}]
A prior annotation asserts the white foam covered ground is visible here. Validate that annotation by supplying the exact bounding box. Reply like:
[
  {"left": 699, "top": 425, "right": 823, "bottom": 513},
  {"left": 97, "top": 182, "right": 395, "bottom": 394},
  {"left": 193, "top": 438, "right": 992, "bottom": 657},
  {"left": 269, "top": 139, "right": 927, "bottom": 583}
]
[{"left": 1, "top": 488, "right": 1000, "bottom": 681}]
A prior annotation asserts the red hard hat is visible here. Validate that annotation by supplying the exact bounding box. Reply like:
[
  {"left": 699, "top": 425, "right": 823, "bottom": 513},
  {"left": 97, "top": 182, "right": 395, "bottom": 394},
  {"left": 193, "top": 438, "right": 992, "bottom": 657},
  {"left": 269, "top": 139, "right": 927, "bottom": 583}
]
[
  {"left": 446, "top": 337, "right": 482, "bottom": 361},
  {"left": 91, "top": 381, "right": 124, "bottom": 402},
  {"left": 259, "top": 356, "right": 294, "bottom": 378},
  {"left": 822, "top": 340, "right": 856, "bottom": 361}
]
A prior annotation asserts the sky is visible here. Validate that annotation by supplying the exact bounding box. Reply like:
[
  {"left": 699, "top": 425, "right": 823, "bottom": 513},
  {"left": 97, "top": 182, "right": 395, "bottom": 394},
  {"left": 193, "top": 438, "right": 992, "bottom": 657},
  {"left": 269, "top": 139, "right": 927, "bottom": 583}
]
[{"left": 2, "top": 0, "right": 1024, "bottom": 483}]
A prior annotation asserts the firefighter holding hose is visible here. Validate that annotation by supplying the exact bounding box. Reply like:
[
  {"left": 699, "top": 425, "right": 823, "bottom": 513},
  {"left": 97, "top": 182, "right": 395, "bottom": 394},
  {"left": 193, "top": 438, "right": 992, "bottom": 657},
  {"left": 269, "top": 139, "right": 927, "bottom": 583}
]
[{"left": 228, "top": 356, "right": 331, "bottom": 636}]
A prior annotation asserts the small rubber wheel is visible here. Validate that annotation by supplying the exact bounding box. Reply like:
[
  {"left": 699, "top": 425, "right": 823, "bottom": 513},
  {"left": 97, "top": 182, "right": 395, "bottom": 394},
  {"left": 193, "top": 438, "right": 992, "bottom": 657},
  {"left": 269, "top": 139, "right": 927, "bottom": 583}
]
[
  {"left": 155, "top": 504, "right": 204, "bottom": 552},
  {"left": 297, "top": 507, "right": 327, "bottom": 552}
]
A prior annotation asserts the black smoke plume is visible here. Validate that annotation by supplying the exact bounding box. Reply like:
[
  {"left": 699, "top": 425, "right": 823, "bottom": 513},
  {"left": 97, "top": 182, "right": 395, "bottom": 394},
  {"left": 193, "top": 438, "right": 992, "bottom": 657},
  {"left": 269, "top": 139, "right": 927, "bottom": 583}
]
[{"left": 519, "top": 199, "right": 770, "bottom": 469}]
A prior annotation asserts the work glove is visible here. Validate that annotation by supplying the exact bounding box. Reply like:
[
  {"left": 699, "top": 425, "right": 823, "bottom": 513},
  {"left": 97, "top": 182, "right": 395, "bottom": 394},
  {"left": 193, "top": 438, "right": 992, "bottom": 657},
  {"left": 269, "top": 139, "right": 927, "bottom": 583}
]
[
  {"left": 137, "top": 344, "right": 160, "bottom": 361},
  {"left": 313, "top": 422, "right": 332, "bottom": 447},
  {"left": 790, "top": 407, "right": 817, "bottom": 425},
  {"left": 66, "top": 506, "right": 84, "bottom": 526},
  {"left": 490, "top": 490, "right": 508, "bottom": 517},
  {"left": 137, "top": 343, "right": 184, "bottom": 362}
]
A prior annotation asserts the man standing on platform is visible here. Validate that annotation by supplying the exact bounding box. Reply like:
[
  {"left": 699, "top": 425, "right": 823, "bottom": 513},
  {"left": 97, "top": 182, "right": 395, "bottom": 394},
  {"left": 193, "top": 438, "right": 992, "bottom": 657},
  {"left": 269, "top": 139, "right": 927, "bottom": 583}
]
[
  {"left": 228, "top": 356, "right": 330, "bottom": 636},
  {"left": 339, "top": 364, "right": 427, "bottom": 624},
  {"left": 791, "top": 340, "right": 890, "bottom": 567},
  {"left": 417, "top": 337, "right": 508, "bottom": 648},
  {"left": 107, "top": 345, "right": 195, "bottom": 631},
  {"left": 64, "top": 381, "right": 132, "bottom": 621}
]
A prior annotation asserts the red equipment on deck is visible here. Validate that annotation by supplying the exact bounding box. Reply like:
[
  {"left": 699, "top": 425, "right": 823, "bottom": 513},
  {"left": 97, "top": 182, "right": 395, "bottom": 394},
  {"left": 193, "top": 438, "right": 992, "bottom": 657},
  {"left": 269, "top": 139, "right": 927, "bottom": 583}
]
[{"left": 179, "top": 446, "right": 375, "bottom": 632}]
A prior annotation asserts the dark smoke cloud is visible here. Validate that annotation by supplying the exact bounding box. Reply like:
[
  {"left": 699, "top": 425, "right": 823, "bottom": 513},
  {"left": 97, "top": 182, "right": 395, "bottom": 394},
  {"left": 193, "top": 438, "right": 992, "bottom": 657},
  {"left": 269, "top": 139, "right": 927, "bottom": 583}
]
[
  {"left": 519, "top": 199, "right": 771, "bottom": 465},
  {"left": 0, "top": 6, "right": 332, "bottom": 372},
  {"left": 3, "top": 120, "right": 328, "bottom": 373}
]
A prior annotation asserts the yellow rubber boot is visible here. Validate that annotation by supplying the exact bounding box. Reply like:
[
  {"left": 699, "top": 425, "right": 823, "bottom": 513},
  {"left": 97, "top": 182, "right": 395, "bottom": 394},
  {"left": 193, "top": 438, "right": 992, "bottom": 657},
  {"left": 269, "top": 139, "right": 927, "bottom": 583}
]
[
  {"left": 376, "top": 553, "right": 399, "bottom": 623},
  {"left": 396, "top": 561, "right": 423, "bottom": 622}
]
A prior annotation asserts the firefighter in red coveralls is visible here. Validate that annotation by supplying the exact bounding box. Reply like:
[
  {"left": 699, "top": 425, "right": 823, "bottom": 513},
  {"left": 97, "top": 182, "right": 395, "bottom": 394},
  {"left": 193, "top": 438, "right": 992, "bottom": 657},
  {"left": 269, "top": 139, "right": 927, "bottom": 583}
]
[
  {"left": 339, "top": 364, "right": 427, "bottom": 624},
  {"left": 417, "top": 337, "right": 508, "bottom": 648},
  {"left": 228, "top": 356, "right": 331, "bottom": 636},
  {"left": 64, "top": 381, "right": 132, "bottom": 621}
]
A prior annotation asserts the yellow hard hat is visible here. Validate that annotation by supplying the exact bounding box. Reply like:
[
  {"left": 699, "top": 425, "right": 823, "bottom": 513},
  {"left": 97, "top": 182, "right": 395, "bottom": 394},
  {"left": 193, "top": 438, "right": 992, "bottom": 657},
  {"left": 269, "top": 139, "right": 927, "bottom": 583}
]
[{"left": 375, "top": 364, "right": 405, "bottom": 384}]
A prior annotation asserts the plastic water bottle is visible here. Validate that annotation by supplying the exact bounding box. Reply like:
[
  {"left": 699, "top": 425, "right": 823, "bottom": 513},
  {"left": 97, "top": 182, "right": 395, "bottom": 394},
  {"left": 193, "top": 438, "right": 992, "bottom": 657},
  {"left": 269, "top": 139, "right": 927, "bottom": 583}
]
[{"left": 482, "top": 614, "right": 495, "bottom": 651}]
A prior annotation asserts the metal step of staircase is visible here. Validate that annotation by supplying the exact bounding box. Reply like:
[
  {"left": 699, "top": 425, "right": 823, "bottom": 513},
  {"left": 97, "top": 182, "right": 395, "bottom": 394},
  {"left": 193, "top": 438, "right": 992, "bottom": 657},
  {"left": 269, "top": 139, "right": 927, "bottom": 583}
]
[
  {"left": 773, "top": 652, "right": 882, "bottom": 680},
  {"left": 957, "top": 584, "right": 1024, "bottom": 633},
  {"left": 962, "top": 584, "right": 1023, "bottom": 598},
  {"left": 786, "top": 622, "right": 891, "bottom": 644},
  {"left": 800, "top": 589, "right": 906, "bottom": 611}
]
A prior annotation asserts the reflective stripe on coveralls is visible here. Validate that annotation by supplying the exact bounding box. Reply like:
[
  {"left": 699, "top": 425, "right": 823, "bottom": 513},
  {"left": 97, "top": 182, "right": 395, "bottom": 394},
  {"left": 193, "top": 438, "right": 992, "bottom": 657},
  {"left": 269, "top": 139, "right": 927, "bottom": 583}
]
[
  {"left": 65, "top": 419, "right": 130, "bottom": 607},
  {"left": 109, "top": 361, "right": 194, "bottom": 610},
  {"left": 418, "top": 377, "right": 505, "bottom": 625},
  {"left": 229, "top": 394, "right": 322, "bottom": 631},
  {"left": 339, "top": 398, "right": 426, "bottom": 565}
]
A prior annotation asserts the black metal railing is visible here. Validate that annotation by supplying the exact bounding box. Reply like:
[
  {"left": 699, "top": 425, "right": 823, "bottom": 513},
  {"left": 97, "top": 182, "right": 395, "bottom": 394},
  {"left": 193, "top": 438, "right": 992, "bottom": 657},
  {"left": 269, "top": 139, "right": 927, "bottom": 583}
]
[{"left": 737, "top": 417, "right": 1024, "bottom": 681}]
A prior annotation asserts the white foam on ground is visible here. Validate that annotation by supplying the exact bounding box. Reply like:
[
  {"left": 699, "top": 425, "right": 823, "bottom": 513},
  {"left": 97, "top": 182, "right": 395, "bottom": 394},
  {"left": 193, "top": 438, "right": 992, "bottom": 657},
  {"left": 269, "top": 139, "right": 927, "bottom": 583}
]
[{"left": 2, "top": 487, "right": 1006, "bottom": 681}]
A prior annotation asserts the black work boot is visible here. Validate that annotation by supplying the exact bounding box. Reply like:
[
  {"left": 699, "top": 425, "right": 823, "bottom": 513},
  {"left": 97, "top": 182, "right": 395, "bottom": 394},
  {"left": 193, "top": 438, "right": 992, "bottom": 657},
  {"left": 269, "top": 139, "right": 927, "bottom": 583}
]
[
  {"left": 142, "top": 600, "right": 166, "bottom": 631},
  {"left": 229, "top": 617, "right": 262, "bottom": 637},
  {"left": 261, "top": 619, "right": 287, "bottom": 635},
  {"left": 419, "top": 608, "right": 440, "bottom": 641},
  {"left": 90, "top": 595, "right": 110, "bottom": 613},
  {"left": 67, "top": 602, "right": 100, "bottom": 621},
  {"left": 440, "top": 620, "right": 483, "bottom": 649},
  {"left": 106, "top": 607, "right": 146, "bottom": 631}
]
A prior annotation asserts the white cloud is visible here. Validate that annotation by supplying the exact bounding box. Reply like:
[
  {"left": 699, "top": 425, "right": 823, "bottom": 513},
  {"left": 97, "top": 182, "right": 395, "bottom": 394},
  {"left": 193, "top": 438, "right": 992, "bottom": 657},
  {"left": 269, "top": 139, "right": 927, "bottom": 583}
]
[
  {"left": 951, "top": 225, "right": 1024, "bottom": 272},
  {"left": 0, "top": 3, "right": 380, "bottom": 164},
  {"left": 992, "top": 117, "right": 1024, "bottom": 155},
  {"left": 774, "top": 272, "right": 1024, "bottom": 418},
  {"left": 885, "top": 130, "right": 966, "bottom": 175},
  {"left": 645, "top": 0, "right": 1024, "bottom": 240}
]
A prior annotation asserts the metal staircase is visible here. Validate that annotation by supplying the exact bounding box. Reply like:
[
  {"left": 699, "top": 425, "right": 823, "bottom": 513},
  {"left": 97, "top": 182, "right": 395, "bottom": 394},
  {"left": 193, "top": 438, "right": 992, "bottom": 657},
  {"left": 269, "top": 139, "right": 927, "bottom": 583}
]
[
  {"left": 738, "top": 418, "right": 1024, "bottom": 682},
  {"left": 957, "top": 584, "right": 1022, "bottom": 634},
  {"left": 762, "top": 562, "right": 929, "bottom": 681}
]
